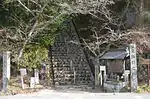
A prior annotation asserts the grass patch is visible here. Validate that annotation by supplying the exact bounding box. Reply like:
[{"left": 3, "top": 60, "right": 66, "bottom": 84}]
[
  {"left": 0, "top": 76, "right": 46, "bottom": 96},
  {"left": 137, "top": 84, "right": 150, "bottom": 93}
]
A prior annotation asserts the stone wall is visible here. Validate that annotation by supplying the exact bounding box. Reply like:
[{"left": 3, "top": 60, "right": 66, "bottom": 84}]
[
  {"left": 51, "top": 21, "right": 94, "bottom": 85},
  {"left": 138, "top": 64, "right": 148, "bottom": 85}
]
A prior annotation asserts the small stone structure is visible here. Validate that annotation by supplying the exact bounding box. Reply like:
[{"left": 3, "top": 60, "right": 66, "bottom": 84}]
[
  {"left": 100, "top": 48, "right": 131, "bottom": 92},
  {"left": 99, "top": 44, "right": 138, "bottom": 92},
  {"left": 51, "top": 21, "right": 94, "bottom": 85}
]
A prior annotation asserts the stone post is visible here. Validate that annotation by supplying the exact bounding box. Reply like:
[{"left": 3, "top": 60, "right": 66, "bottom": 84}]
[
  {"left": 129, "top": 44, "right": 138, "bottom": 92},
  {"left": 34, "top": 69, "right": 39, "bottom": 84},
  {"left": 30, "top": 77, "right": 35, "bottom": 88},
  {"left": 3, "top": 51, "right": 11, "bottom": 92}
]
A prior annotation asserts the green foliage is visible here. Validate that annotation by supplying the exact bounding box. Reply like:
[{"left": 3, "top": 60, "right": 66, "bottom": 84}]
[
  {"left": 0, "top": 7, "right": 11, "bottom": 27},
  {"left": 137, "top": 84, "right": 150, "bottom": 93},
  {"left": 0, "top": 0, "right": 70, "bottom": 52},
  {"left": 0, "top": 0, "right": 71, "bottom": 69},
  {"left": 19, "top": 45, "right": 48, "bottom": 70}
]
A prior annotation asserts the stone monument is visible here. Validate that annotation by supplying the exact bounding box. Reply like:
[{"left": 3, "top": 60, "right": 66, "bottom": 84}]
[
  {"left": 3, "top": 51, "right": 11, "bottom": 92},
  {"left": 129, "top": 44, "right": 138, "bottom": 92},
  {"left": 34, "top": 69, "right": 39, "bottom": 84},
  {"left": 30, "top": 77, "right": 35, "bottom": 88}
]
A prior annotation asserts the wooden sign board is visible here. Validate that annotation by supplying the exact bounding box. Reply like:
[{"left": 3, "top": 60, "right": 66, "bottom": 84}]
[
  {"left": 139, "top": 57, "right": 150, "bottom": 65},
  {"left": 100, "top": 66, "right": 106, "bottom": 71},
  {"left": 20, "top": 68, "right": 27, "bottom": 76}
]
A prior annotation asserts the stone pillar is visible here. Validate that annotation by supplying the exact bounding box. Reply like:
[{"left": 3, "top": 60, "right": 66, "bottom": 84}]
[
  {"left": 34, "top": 69, "right": 39, "bottom": 84},
  {"left": 30, "top": 77, "right": 35, "bottom": 88},
  {"left": 129, "top": 44, "right": 138, "bottom": 92},
  {"left": 3, "top": 51, "right": 11, "bottom": 92}
]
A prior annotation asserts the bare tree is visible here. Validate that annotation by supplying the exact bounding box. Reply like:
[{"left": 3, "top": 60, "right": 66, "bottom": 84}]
[
  {"left": 68, "top": 0, "right": 138, "bottom": 54},
  {"left": 64, "top": 0, "right": 147, "bottom": 68},
  {"left": 0, "top": 0, "right": 69, "bottom": 61}
]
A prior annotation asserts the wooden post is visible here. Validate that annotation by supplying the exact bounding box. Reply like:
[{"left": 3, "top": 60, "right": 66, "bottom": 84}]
[
  {"left": 148, "top": 65, "right": 150, "bottom": 85},
  {"left": 20, "top": 68, "right": 27, "bottom": 89},
  {"left": 74, "top": 69, "right": 76, "bottom": 84},
  {"left": 21, "top": 76, "right": 25, "bottom": 89},
  {"left": 148, "top": 54, "right": 150, "bottom": 85},
  {"left": 99, "top": 66, "right": 106, "bottom": 88},
  {"left": 3, "top": 51, "right": 11, "bottom": 92},
  {"left": 129, "top": 44, "right": 138, "bottom": 92}
]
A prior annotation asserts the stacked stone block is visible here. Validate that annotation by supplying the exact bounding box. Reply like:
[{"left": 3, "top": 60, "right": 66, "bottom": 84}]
[{"left": 51, "top": 22, "right": 94, "bottom": 85}]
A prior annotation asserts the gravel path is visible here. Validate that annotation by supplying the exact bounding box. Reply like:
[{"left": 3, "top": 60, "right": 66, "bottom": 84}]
[{"left": 0, "top": 89, "right": 150, "bottom": 99}]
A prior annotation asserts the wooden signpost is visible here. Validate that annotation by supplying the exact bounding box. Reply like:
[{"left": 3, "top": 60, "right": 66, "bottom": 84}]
[
  {"left": 20, "top": 68, "right": 27, "bottom": 89},
  {"left": 99, "top": 66, "right": 106, "bottom": 87}
]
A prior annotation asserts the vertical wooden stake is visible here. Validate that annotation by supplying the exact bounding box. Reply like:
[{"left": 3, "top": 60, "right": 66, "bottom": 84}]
[
  {"left": 74, "top": 67, "right": 76, "bottom": 84},
  {"left": 21, "top": 76, "right": 25, "bottom": 89},
  {"left": 20, "top": 68, "right": 27, "bottom": 89},
  {"left": 148, "top": 55, "right": 150, "bottom": 86}
]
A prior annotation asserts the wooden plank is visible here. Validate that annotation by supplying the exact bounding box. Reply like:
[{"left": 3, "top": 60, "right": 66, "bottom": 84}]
[{"left": 139, "top": 57, "right": 150, "bottom": 65}]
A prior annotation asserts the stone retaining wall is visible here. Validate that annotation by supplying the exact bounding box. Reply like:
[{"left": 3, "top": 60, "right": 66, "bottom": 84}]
[{"left": 51, "top": 21, "right": 94, "bottom": 85}]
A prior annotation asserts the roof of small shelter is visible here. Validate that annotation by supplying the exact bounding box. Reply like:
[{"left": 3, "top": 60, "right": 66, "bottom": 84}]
[
  {"left": 0, "top": 53, "right": 2, "bottom": 61},
  {"left": 100, "top": 49, "right": 129, "bottom": 60}
]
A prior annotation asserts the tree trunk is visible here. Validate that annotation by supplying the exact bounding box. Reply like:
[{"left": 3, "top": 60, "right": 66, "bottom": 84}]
[
  {"left": 94, "top": 56, "right": 100, "bottom": 86},
  {"left": 48, "top": 45, "right": 55, "bottom": 87}
]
